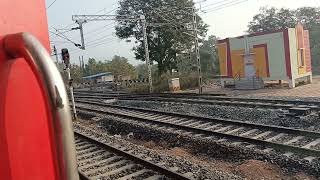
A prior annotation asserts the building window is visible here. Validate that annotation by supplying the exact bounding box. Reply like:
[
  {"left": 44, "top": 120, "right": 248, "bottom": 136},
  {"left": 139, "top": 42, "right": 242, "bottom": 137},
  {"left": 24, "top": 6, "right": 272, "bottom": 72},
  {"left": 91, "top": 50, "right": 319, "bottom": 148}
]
[{"left": 299, "top": 48, "right": 305, "bottom": 67}]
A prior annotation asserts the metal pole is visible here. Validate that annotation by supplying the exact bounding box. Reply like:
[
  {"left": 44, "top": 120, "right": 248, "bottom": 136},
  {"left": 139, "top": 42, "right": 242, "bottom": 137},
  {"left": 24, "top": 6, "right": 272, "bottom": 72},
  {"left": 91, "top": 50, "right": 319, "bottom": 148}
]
[
  {"left": 66, "top": 65, "right": 78, "bottom": 120},
  {"left": 81, "top": 55, "right": 84, "bottom": 73},
  {"left": 141, "top": 15, "right": 153, "bottom": 93},
  {"left": 78, "top": 22, "right": 86, "bottom": 50},
  {"left": 192, "top": 8, "right": 203, "bottom": 94}
]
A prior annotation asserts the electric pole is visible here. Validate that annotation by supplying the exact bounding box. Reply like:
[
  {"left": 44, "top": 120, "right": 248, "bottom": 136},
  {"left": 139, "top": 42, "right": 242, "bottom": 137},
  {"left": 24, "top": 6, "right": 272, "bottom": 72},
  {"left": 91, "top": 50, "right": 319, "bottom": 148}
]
[
  {"left": 72, "top": 14, "right": 154, "bottom": 93},
  {"left": 78, "top": 20, "right": 86, "bottom": 50},
  {"left": 192, "top": 7, "right": 203, "bottom": 94},
  {"left": 141, "top": 15, "right": 153, "bottom": 93},
  {"left": 79, "top": 56, "right": 82, "bottom": 69}
]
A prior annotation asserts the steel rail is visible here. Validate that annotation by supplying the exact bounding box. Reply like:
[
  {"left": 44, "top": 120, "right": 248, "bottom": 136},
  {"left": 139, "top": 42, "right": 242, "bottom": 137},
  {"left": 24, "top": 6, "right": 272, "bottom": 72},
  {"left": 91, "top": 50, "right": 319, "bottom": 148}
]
[
  {"left": 76, "top": 100, "right": 320, "bottom": 139},
  {"left": 73, "top": 91, "right": 320, "bottom": 106},
  {"left": 75, "top": 95, "right": 319, "bottom": 111},
  {"left": 75, "top": 101, "right": 320, "bottom": 157},
  {"left": 74, "top": 131, "right": 192, "bottom": 180},
  {"left": 73, "top": 92, "right": 225, "bottom": 97},
  {"left": 78, "top": 171, "right": 90, "bottom": 180}
]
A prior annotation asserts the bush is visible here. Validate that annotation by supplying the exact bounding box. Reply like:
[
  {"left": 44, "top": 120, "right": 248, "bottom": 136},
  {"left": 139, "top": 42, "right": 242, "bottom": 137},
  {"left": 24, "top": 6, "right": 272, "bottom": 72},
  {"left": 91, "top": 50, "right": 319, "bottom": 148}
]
[
  {"left": 179, "top": 72, "right": 199, "bottom": 90},
  {"left": 126, "top": 72, "right": 213, "bottom": 93},
  {"left": 127, "top": 84, "right": 150, "bottom": 93}
]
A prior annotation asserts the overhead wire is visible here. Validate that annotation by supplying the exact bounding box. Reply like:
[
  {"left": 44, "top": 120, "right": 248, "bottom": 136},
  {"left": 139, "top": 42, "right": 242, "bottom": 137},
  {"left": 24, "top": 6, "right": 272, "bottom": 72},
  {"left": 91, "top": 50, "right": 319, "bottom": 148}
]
[
  {"left": 47, "top": 0, "right": 58, "bottom": 9},
  {"left": 201, "top": 0, "right": 249, "bottom": 13},
  {"left": 67, "top": 38, "right": 118, "bottom": 55},
  {"left": 50, "top": 3, "right": 118, "bottom": 48},
  {"left": 145, "top": 4, "right": 196, "bottom": 38},
  {"left": 62, "top": 4, "right": 119, "bottom": 47},
  {"left": 49, "top": 30, "right": 80, "bottom": 47},
  {"left": 83, "top": 22, "right": 114, "bottom": 37},
  {"left": 200, "top": 0, "right": 234, "bottom": 8},
  {"left": 85, "top": 34, "right": 114, "bottom": 44}
]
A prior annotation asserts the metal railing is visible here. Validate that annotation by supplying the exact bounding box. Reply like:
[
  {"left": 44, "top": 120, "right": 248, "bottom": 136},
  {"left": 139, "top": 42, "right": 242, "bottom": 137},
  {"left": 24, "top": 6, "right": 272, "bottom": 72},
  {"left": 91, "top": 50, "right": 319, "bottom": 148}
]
[{"left": 3, "top": 32, "right": 79, "bottom": 180}]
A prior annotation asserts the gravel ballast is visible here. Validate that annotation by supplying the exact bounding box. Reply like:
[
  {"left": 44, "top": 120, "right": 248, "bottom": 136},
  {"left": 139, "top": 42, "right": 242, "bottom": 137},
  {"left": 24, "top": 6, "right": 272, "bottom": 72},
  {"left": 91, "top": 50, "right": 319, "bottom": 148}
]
[
  {"left": 74, "top": 121, "right": 242, "bottom": 180},
  {"left": 76, "top": 109, "right": 320, "bottom": 179},
  {"left": 114, "top": 100, "right": 320, "bottom": 131}
]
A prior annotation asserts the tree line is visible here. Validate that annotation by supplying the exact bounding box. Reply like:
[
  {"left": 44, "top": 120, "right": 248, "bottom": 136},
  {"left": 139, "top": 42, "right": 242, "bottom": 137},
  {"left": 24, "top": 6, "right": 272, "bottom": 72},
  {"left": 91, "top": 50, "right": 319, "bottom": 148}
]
[
  {"left": 247, "top": 7, "right": 320, "bottom": 74},
  {"left": 64, "top": 55, "right": 136, "bottom": 83},
  {"left": 115, "top": 2, "right": 320, "bottom": 75},
  {"left": 66, "top": 4, "right": 320, "bottom": 85}
]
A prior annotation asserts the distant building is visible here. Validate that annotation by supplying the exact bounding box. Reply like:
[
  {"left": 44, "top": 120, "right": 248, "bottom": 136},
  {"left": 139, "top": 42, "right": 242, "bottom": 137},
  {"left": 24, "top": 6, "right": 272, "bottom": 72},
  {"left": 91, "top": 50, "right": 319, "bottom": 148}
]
[
  {"left": 116, "top": 75, "right": 132, "bottom": 81},
  {"left": 82, "top": 72, "right": 114, "bottom": 83},
  {"left": 217, "top": 23, "right": 312, "bottom": 89}
]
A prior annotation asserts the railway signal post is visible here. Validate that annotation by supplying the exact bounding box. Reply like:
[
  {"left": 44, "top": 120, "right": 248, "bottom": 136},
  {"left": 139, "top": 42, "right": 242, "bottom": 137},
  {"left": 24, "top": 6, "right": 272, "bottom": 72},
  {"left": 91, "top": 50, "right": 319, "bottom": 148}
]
[{"left": 61, "top": 48, "right": 78, "bottom": 120}]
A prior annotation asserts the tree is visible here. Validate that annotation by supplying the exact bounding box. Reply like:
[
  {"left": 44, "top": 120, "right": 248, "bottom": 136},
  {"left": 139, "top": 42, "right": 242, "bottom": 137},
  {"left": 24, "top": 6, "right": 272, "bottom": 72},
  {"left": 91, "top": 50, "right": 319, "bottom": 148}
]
[
  {"left": 199, "top": 35, "right": 219, "bottom": 75},
  {"left": 70, "top": 64, "right": 84, "bottom": 83},
  {"left": 83, "top": 58, "right": 98, "bottom": 76},
  {"left": 177, "top": 35, "right": 219, "bottom": 75},
  {"left": 80, "top": 56, "right": 137, "bottom": 79},
  {"left": 105, "top": 55, "right": 137, "bottom": 79},
  {"left": 247, "top": 7, "right": 296, "bottom": 33},
  {"left": 115, "top": 0, "right": 208, "bottom": 75},
  {"left": 135, "top": 63, "right": 158, "bottom": 80},
  {"left": 247, "top": 6, "right": 320, "bottom": 74}
]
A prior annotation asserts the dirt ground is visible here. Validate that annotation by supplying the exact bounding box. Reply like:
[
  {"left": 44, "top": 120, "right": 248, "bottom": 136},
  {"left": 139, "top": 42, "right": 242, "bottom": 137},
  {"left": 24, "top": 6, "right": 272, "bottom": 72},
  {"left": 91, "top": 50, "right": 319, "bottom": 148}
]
[
  {"left": 186, "top": 76, "right": 320, "bottom": 98},
  {"left": 145, "top": 142, "right": 315, "bottom": 180}
]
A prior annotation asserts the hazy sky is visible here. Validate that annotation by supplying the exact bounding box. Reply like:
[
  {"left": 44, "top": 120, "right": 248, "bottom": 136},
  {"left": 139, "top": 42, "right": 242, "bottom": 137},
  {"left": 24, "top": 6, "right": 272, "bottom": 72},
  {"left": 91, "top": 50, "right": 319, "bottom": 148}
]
[{"left": 46, "top": 0, "right": 320, "bottom": 65}]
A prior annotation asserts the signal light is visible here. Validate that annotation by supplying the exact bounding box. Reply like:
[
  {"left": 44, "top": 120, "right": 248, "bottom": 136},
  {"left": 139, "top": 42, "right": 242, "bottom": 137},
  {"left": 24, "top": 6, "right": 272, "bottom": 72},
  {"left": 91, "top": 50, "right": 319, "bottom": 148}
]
[{"left": 61, "top": 48, "right": 70, "bottom": 65}]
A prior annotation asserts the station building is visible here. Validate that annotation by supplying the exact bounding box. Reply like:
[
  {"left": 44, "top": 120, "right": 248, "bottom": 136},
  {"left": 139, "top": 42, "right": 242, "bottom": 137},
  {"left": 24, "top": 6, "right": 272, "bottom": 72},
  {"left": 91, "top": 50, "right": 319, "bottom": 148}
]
[{"left": 217, "top": 23, "right": 312, "bottom": 89}]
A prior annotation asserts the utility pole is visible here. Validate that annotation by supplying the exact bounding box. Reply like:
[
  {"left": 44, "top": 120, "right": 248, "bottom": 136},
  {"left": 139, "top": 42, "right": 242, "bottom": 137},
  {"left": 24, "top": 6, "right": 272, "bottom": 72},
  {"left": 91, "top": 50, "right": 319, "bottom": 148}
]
[
  {"left": 192, "top": 7, "right": 203, "bottom": 94},
  {"left": 79, "top": 56, "right": 82, "bottom": 69},
  {"left": 72, "top": 14, "right": 154, "bottom": 93},
  {"left": 78, "top": 21, "right": 86, "bottom": 50},
  {"left": 81, "top": 56, "right": 84, "bottom": 73},
  {"left": 141, "top": 15, "right": 153, "bottom": 93}
]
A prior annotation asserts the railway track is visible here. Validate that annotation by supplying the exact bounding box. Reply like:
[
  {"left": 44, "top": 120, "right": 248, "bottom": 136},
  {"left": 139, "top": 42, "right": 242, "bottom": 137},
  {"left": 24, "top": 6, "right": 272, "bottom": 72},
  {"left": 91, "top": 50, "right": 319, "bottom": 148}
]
[
  {"left": 74, "top": 91, "right": 226, "bottom": 97},
  {"left": 75, "top": 100, "right": 320, "bottom": 161},
  {"left": 73, "top": 93, "right": 320, "bottom": 111},
  {"left": 73, "top": 91, "right": 320, "bottom": 106},
  {"left": 75, "top": 130, "right": 192, "bottom": 180}
]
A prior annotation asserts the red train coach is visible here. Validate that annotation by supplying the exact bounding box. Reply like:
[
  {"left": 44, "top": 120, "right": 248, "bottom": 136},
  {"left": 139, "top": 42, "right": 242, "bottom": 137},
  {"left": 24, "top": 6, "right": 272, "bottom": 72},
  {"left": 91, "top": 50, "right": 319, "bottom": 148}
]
[{"left": 0, "top": 0, "right": 79, "bottom": 179}]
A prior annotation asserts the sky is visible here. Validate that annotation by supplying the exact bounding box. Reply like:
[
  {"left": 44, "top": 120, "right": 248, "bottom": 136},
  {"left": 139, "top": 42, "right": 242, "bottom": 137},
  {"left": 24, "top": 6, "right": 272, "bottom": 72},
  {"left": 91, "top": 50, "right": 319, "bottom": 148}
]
[{"left": 45, "top": 0, "right": 320, "bottom": 65}]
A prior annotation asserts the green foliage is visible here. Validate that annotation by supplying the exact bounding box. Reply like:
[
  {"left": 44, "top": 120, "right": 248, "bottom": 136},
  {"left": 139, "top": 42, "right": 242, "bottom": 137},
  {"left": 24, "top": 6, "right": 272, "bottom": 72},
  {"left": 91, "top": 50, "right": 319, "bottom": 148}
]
[
  {"left": 248, "top": 7, "right": 296, "bottom": 33},
  {"left": 135, "top": 63, "right": 158, "bottom": 80},
  {"left": 247, "top": 6, "right": 320, "bottom": 74},
  {"left": 127, "top": 84, "right": 150, "bottom": 93},
  {"left": 115, "top": 0, "right": 208, "bottom": 75},
  {"left": 105, "top": 55, "right": 137, "bottom": 79},
  {"left": 71, "top": 55, "right": 137, "bottom": 82},
  {"left": 70, "top": 64, "right": 84, "bottom": 83},
  {"left": 177, "top": 35, "right": 219, "bottom": 76},
  {"left": 127, "top": 71, "right": 200, "bottom": 93}
]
